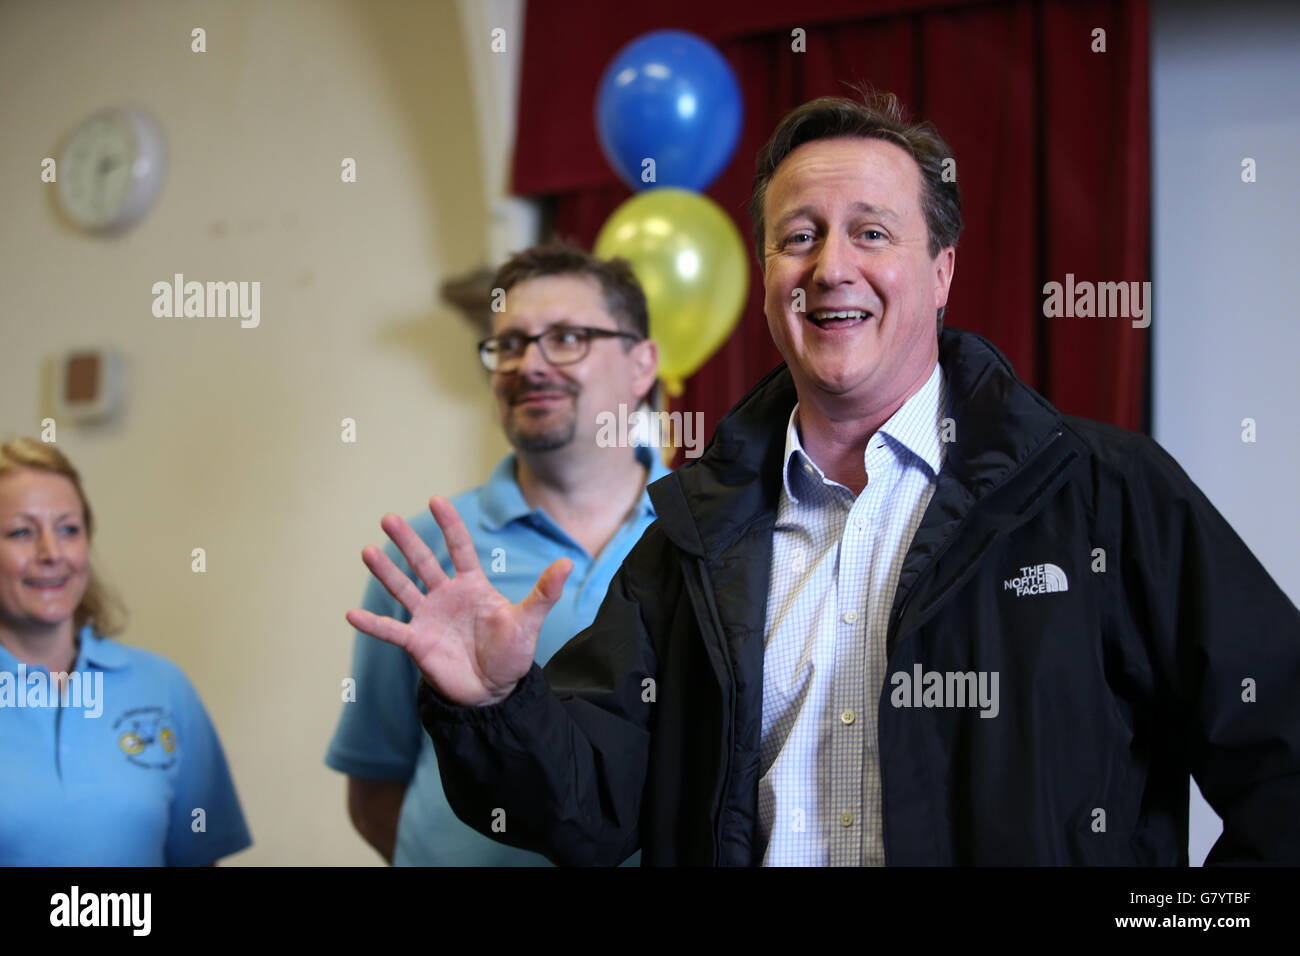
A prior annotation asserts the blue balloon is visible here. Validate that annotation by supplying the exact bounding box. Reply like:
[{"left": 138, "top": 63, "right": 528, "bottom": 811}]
[{"left": 595, "top": 30, "right": 743, "bottom": 193}]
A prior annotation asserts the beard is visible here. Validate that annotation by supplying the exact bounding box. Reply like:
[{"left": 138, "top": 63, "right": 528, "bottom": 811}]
[
  {"left": 503, "top": 379, "right": 581, "bottom": 453},
  {"left": 505, "top": 407, "right": 578, "bottom": 452}
]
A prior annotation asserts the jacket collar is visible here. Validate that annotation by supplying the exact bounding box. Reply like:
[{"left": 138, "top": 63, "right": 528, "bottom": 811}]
[{"left": 648, "top": 327, "right": 1067, "bottom": 559}]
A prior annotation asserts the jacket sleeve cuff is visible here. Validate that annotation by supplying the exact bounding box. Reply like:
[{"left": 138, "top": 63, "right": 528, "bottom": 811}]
[{"left": 417, "top": 662, "right": 548, "bottom": 729}]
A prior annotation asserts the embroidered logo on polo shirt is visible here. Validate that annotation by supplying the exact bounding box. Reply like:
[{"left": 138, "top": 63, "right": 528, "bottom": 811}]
[
  {"left": 113, "top": 706, "right": 177, "bottom": 770},
  {"left": 1003, "top": 562, "right": 1069, "bottom": 597}
]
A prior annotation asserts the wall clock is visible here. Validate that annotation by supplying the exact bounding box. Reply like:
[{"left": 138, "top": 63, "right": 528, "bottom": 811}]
[{"left": 56, "top": 107, "right": 166, "bottom": 233}]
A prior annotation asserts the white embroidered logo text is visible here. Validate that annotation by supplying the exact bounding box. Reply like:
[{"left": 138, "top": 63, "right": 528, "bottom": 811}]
[{"left": 1003, "top": 563, "right": 1069, "bottom": 597}]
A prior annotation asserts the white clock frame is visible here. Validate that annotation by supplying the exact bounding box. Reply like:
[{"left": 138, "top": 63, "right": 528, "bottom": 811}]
[{"left": 56, "top": 106, "right": 166, "bottom": 233}]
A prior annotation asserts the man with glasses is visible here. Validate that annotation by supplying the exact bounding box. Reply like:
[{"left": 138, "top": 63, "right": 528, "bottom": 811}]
[{"left": 326, "top": 242, "right": 666, "bottom": 865}]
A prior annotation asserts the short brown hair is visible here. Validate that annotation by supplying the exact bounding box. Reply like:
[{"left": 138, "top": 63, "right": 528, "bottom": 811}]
[
  {"left": 749, "top": 89, "right": 963, "bottom": 329},
  {"left": 0, "top": 438, "right": 126, "bottom": 637},
  {"left": 492, "top": 241, "right": 649, "bottom": 342}
]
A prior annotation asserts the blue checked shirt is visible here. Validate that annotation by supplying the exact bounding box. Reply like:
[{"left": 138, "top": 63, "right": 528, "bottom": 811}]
[{"left": 759, "top": 363, "right": 948, "bottom": 866}]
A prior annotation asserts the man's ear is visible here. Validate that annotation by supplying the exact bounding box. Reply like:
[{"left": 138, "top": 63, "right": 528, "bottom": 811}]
[
  {"left": 630, "top": 337, "right": 660, "bottom": 406},
  {"left": 934, "top": 246, "right": 956, "bottom": 311}
]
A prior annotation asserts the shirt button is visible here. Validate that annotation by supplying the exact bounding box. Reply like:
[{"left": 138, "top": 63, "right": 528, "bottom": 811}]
[
  {"left": 840, "top": 812, "right": 854, "bottom": 828},
  {"left": 842, "top": 610, "right": 859, "bottom": 624},
  {"left": 854, "top": 516, "right": 866, "bottom": 530},
  {"left": 840, "top": 709, "right": 856, "bottom": 725}
]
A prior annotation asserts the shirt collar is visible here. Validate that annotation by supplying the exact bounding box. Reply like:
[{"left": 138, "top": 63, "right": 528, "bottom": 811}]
[
  {"left": 0, "top": 623, "right": 129, "bottom": 672},
  {"left": 77, "top": 624, "right": 130, "bottom": 670},
  {"left": 781, "top": 362, "right": 948, "bottom": 504},
  {"left": 479, "top": 443, "right": 670, "bottom": 532}
]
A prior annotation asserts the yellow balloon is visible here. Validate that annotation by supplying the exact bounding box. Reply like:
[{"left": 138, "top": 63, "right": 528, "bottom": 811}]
[{"left": 594, "top": 189, "right": 748, "bottom": 389}]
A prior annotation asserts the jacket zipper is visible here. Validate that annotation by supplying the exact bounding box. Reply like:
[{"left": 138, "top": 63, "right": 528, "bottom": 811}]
[{"left": 879, "top": 426, "right": 1064, "bottom": 863}]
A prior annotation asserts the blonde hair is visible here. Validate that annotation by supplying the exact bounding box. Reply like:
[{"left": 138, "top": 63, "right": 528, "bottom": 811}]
[{"left": 0, "top": 438, "right": 126, "bottom": 636}]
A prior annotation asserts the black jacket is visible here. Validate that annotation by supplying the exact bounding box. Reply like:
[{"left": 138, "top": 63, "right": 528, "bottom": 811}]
[{"left": 420, "top": 327, "right": 1300, "bottom": 865}]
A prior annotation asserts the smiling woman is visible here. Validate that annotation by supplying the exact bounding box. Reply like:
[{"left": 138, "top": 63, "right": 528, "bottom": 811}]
[
  {"left": 0, "top": 438, "right": 252, "bottom": 866},
  {"left": 0, "top": 438, "right": 122, "bottom": 649}
]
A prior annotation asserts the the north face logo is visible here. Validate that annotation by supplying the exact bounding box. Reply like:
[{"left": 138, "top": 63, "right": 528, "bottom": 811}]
[{"left": 1003, "top": 563, "right": 1069, "bottom": 596}]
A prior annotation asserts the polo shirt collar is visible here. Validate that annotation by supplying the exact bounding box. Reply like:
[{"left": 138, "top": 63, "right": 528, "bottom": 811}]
[
  {"left": 781, "top": 362, "right": 948, "bottom": 504},
  {"left": 479, "top": 443, "right": 670, "bottom": 532},
  {"left": 0, "top": 623, "right": 128, "bottom": 672},
  {"left": 77, "top": 624, "right": 130, "bottom": 670}
]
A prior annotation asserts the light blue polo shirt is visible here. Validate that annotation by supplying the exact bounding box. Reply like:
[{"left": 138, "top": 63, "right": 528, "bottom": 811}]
[
  {"left": 0, "top": 625, "right": 252, "bottom": 865},
  {"left": 326, "top": 445, "right": 670, "bottom": 865}
]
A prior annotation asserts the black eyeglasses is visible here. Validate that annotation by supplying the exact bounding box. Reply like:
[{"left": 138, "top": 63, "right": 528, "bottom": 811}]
[{"left": 478, "top": 326, "right": 642, "bottom": 372}]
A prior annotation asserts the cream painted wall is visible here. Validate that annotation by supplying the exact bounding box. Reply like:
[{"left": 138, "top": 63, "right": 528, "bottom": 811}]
[
  {"left": 0, "top": 0, "right": 511, "bottom": 864},
  {"left": 1151, "top": 0, "right": 1300, "bottom": 866}
]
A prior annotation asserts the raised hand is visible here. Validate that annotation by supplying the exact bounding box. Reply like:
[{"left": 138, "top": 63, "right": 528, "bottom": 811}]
[{"left": 346, "top": 497, "right": 572, "bottom": 707}]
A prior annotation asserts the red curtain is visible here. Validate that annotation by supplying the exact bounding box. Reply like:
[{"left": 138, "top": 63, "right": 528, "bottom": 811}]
[{"left": 512, "top": 0, "right": 1150, "bottom": 457}]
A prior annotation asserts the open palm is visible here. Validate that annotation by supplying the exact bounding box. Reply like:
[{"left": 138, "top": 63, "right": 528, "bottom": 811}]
[{"left": 346, "top": 496, "right": 572, "bottom": 707}]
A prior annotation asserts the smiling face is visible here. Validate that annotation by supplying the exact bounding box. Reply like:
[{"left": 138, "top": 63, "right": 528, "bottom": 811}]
[
  {"left": 761, "top": 136, "right": 955, "bottom": 413},
  {"left": 491, "top": 274, "right": 657, "bottom": 455},
  {"left": 0, "top": 467, "right": 91, "bottom": 637}
]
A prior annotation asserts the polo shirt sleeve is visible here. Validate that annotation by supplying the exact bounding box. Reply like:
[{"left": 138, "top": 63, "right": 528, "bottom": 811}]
[
  {"left": 324, "top": 542, "right": 425, "bottom": 781},
  {"left": 163, "top": 665, "right": 252, "bottom": 866}
]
